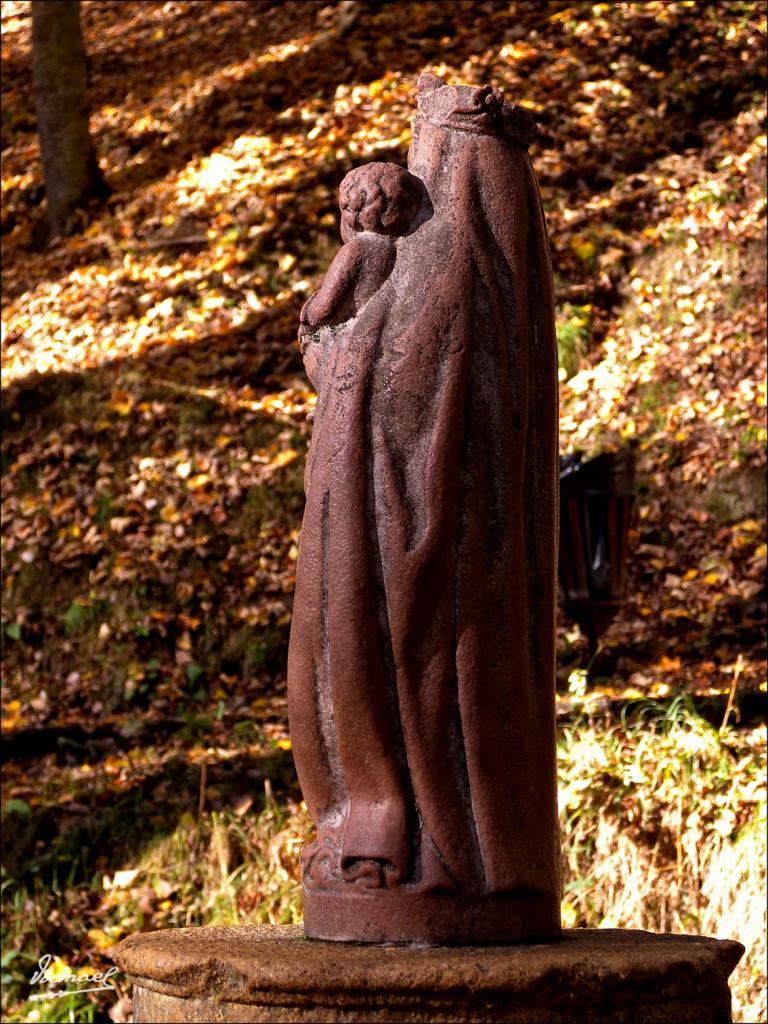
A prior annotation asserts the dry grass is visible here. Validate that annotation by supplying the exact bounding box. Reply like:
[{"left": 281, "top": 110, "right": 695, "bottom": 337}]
[
  {"left": 5, "top": 708, "right": 765, "bottom": 1023},
  {"left": 134, "top": 782, "right": 309, "bottom": 931},
  {"left": 560, "top": 703, "right": 766, "bottom": 1024}
]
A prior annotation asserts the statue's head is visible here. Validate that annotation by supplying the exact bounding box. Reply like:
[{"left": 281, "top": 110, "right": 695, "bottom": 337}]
[
  {"left": 339, "top": 162, "right": 423, "bottom": 237},
  {"left": 415, "top": 71, "right": 538, "bottom": 147}
]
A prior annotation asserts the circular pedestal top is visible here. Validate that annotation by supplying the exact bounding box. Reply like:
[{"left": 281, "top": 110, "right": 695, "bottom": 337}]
[{"left": 114, "top": 925, "right": 743, "bottom": 1023}]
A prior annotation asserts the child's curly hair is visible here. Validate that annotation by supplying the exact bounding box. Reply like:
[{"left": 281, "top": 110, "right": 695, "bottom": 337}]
[{"left": 339, "top": 162, "right": 422, "bottom": 235}]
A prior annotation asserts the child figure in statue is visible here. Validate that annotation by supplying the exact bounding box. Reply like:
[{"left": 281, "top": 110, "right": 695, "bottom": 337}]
[{"left": 299, "top": 162, "right": 423, "bottom": 389}]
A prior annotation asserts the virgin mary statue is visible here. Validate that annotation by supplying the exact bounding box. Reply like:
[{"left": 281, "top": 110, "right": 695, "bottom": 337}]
[{"left": 287, "top": 73, "right": 561, "bottom": 944}]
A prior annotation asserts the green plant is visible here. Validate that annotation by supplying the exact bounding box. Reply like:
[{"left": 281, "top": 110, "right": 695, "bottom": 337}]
[
  {"left": 556, "top": 303, "right": 591, "bottom": 379},
  {"left": 62, "top": 602, "right": 85, "bottom": 636}
]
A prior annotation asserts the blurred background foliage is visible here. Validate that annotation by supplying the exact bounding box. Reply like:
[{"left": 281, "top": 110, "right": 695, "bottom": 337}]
[{"left": 1, "top": 2, "right": 765, "bottom": 1022}]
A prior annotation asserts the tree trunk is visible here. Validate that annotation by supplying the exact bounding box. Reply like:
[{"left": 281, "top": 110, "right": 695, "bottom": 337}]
[{"left": 31, "top": 0, "right": 108, "bottom": 239}]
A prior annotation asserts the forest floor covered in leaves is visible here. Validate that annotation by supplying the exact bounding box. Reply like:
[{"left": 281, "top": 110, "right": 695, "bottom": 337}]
[{"left": 1, "top": 2, "right": 766, "bottom": 1022}]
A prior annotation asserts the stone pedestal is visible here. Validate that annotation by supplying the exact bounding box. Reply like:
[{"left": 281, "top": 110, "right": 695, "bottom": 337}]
[{"left": 114, "top": 925, "right": 743, "bottom": 1023}]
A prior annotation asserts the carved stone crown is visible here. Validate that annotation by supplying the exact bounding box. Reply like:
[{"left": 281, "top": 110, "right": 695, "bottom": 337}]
[{"left": 416, "top": 72, "right": 538, "bottom": 147}]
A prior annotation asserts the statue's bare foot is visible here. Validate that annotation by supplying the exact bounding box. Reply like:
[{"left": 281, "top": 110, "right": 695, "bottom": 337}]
[
  {"left": 302, "top": 836, "right": 341, "bottom": 888},
  {"left": 341, "top": 857, "right": 399, "bottom": 889}
]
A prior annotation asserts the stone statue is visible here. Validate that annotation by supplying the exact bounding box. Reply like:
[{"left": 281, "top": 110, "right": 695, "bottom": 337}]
[
  {"left": 116, "top": 73, "right": 744, "bottom": 1023},
  {"left": 288, "top": 72, "right": 560, "bottom": 944}
]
